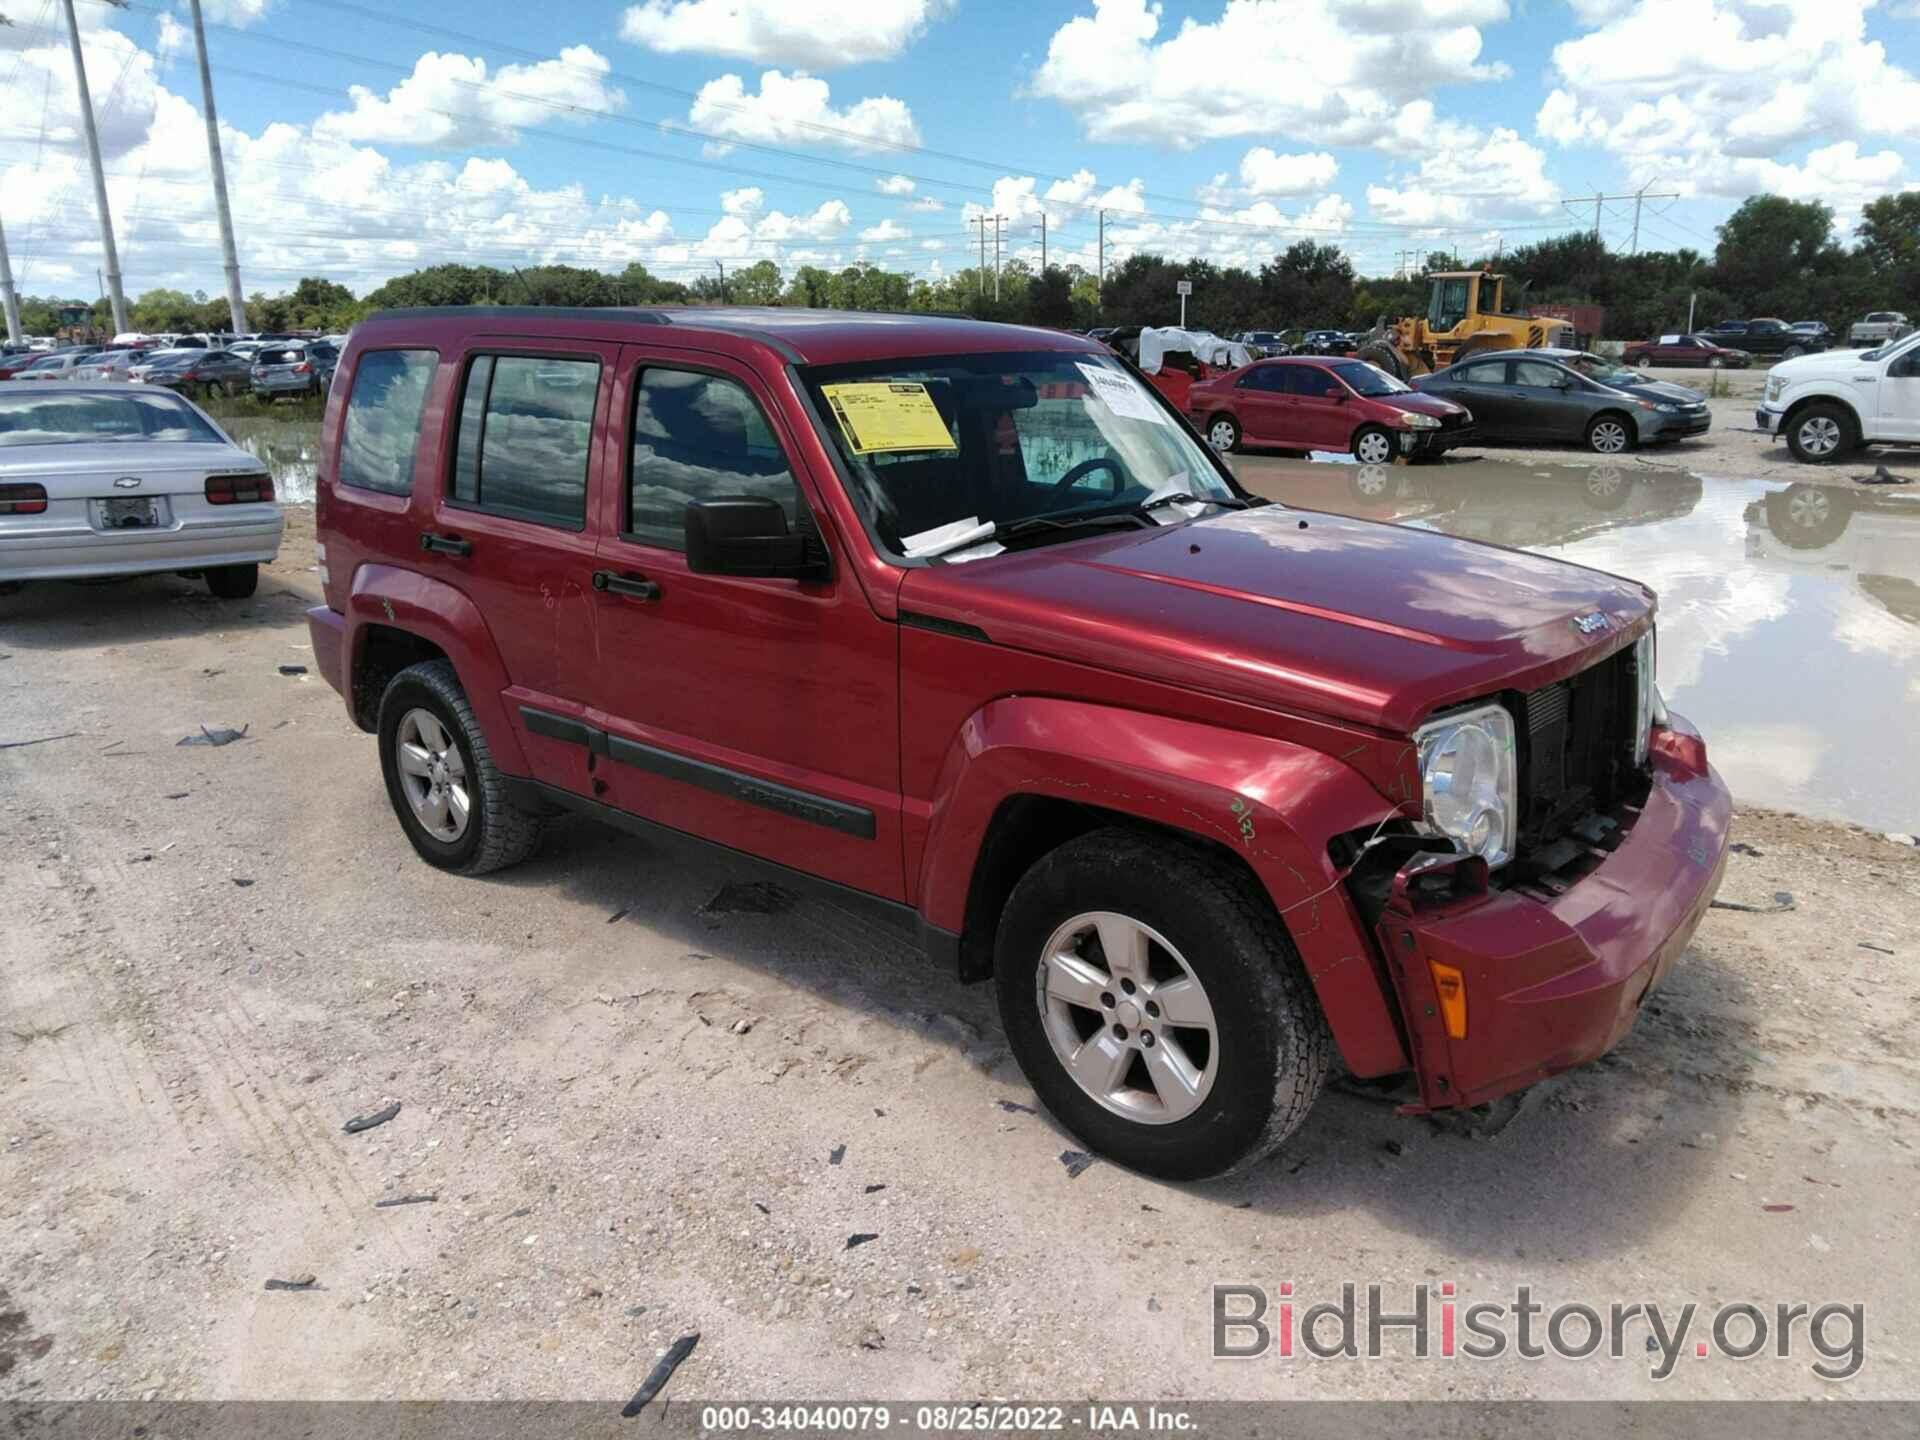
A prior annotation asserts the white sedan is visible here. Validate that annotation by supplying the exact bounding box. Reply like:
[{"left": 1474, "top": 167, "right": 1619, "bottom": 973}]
[{"left": 0, "top": 382, "right": 284, "bottom": 598}]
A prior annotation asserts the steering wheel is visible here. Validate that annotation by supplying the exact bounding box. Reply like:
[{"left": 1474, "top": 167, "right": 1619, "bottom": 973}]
[{"left": 1049, "top": 455, "right": 1126, "bottom": 497}]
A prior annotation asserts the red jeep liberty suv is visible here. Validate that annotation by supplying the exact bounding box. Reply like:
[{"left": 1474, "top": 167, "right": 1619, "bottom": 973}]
[{"left": 308, "top": 307, "right": 1730, "bottom": 1180}]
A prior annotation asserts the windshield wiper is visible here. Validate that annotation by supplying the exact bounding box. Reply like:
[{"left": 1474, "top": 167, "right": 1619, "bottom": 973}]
[{"left": 1135, "top": 490, "right": 1248, "bottom": 515}]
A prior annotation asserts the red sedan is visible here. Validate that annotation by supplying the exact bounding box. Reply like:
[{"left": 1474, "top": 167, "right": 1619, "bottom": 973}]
[
  {"left": 1188, "top": 356, "right": 1475, "bottom": 463},
  {"left": 1621, "top": 334, "right": 1753, "bottom": 369}
]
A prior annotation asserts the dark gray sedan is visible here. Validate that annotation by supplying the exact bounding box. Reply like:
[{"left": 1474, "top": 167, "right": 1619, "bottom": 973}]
[{"left": 1412, "top": 349, "right": 1711, "bottom": 454}]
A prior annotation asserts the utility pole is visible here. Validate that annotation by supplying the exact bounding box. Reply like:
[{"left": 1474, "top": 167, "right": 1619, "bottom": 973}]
[
  {"left": 714, "top": 260, "right": 727, "bottom": 302},
  {"left": 1562, "top": 188, "right": 1676, "bottom": 252},
  {"left": 973, "top": 215, "right": 987, "bottom": 296},
  {"left": 992, "top": 215, "right": 1004, "bottom": 302},
  {"left": 1097, "top": 209, "right": 1105, "bottom": 297},
  {"left": 61, "top": 0, "right": 129, "bottom": 336},
  {"left": 0, "top": 213, "right": 23, "bottom": 345},
  {"left": 1039, "top": 212, "right": 1046, "bottom": 273},
  {"left": 188, "top": 0, "right": 245, "bottom": 336}
]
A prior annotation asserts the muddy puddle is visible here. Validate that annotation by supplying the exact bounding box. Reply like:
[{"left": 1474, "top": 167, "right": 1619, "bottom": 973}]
[
  {"left": 1233, "top": 455, "right": 1920, "bottom": 833},
  {"left": 223, "top": 416, "right": 320, "bottom": 503}
]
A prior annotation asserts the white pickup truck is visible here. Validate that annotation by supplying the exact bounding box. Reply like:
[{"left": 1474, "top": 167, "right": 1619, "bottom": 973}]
[{"left": 1755, "top": 329, "right": 1920, "bottom": 463}]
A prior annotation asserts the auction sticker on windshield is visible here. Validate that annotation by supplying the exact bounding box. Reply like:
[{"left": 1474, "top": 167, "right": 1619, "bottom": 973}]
[
  {"left": 1076, "top": 363, "right": 1168, "bottom": 425},
  {"left": 821, "top": 381, "right": 957, "bottom": 454}
]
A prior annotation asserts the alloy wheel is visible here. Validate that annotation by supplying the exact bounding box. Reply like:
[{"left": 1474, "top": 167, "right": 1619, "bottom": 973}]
[
  {"left": 1590, "top": 420, "right": 1629, "bottom": 454},
  {"left": 1035, "top": 911, "right": 1219, "bottom": 1125},
  {"left": 1796, "top": 416, "right": 1841, "bottom": 458},
  {"left": 395, "top": 708, "right": 471, "bottom": 842}
]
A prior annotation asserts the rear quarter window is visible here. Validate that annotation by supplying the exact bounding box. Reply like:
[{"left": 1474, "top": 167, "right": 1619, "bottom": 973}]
[{"left": 337, "top": 349, "right": 438, "bottom": 497}]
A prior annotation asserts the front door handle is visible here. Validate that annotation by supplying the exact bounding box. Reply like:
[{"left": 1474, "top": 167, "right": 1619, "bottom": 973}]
[
  {"left": 592, "top": 570, "right": 660, "bottom": 601},
  {"left": 420, "top": 531, "right": 473, "bottom": 557}
]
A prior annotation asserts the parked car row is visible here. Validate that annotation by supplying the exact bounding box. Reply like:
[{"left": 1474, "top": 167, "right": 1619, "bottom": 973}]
[{"left": 0, "top": 338, "right": 338, "bottom": 401}]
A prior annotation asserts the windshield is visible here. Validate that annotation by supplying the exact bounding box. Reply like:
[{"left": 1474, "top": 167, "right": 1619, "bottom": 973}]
[
  {"left": 1565, "top": 354, "right": 1640, "bottom": 385},
  {"left": 1328, "top": 360, "right": 1409, "bottom": 396},
  {"left": 801, "top": 349, "right": 1238, "bottom": 560},
  {"left": 1862, "top": 333, "right": 1920, "bottom": 364},
  {"left": 0, "top": 390, "right": 224, "bottom": 447}
]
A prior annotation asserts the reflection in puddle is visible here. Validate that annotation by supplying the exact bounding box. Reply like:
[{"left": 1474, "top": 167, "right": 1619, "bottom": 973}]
[{"left": 1234, "top": 457, "right": 1920, "bottom": 832}]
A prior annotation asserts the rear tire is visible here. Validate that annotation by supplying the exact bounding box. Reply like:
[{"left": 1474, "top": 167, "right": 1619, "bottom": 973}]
[
  {"left": 994, "top": 829, "right": 1332, "bottom": 1180},
  {"left": 205, "top": 563, "right": 258, "bottom": 599},
  {"left": 1785, "top": 403, "right": 1854, "bottom": 464},
  {"left": 1355, "top": 343, "right": 1405, "bottom": 382},
  {"left": 1352, "top": 424, "right": 1396, "bottom": 465},
  {"left": 377, "top": 659, "right": 545, "bottom": 875},
  {"left": 1782, "top": 344, "right": 1806, "bottom": 360},
  {"left": 1206, "top": 414, "right": 1241, "bottom": 453},
  {"left": 1635, "top": 354, "right": 1652, "bottom": 369}
]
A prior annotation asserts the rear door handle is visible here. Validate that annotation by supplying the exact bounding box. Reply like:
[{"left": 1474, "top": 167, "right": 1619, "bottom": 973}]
[
  {"left": 420, "top": 531, "right": 473, "bottom": 557},
  {"left": 592, "top": 570, "right": 660, "bottom": 601}
]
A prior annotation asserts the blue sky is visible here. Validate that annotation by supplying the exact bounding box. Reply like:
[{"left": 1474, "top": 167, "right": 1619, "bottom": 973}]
[{"left": 2, "top": 0, "right": 1916, "bottom": 298}]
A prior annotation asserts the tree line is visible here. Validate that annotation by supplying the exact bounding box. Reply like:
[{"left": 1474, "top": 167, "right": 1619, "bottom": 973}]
[{"left": 16, "top": 192, "right": 1918, "bottom": 344}]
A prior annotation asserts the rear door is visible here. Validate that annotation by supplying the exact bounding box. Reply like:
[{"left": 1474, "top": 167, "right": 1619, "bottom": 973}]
[
  {"left": 1232, "top": 363, "right": 1290, "bottom": 444},
  {"left": 584, "top": 345, "right": 904, "bottom": 900},
  {"left": 417, "top": 341, "right": 618, "bottom": 796}
]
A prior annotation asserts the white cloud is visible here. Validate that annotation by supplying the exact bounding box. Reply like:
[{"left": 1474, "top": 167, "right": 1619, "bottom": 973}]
[
  {"left": 314, "top": 46, "right": 624, "bottom": 149},
  {"left": 1366, "top": 124, "right": 1558, "bottom": 228},
  {"left": 875, "top": 174, "right": 916, "bottom": 195},
  {"left": 688, "top": 71, "right": 919, "bottom": 154},
  {"left": 908, "top": 195, "right": 945, "bottom": 212},
  {"left": 1236, "top": 147, "right": 1340, "bottom": 197},
  {"left": 921, "top": 238, "right": 946, "bottom": 250},
  {"left": 155, "top": 14, "right": 190, "bottom": 67},
  {"left": 1536, "top": 0, "right": 1920, "bottom": 225},
  {"left": 621, "top": 0, "right": 951, "bottom": 69},
  {"left": 859, "top": 219, "right": 911, "bottom": 242},
  {"left": 199, "top": 0, "right": 276, "bottom": 24},
  {"left": 1029, "top": 0, "right": 1511, "bottom": 149}
]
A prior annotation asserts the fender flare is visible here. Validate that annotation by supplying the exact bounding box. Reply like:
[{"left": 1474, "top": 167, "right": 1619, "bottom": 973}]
[
  {"left": 343, "top": 563, "right": 529, "bottom": 777},
  {"left": 916, "top": 696, "right": 1414, "bottom": 1077},
  {"left": 1779, "top": 390, "right": 1864, "bottom": 440}
]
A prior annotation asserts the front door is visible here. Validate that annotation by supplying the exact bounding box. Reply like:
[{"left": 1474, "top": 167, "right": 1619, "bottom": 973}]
[
  {"left": 1510, "top": 359, "right": 1593, "bottom": 442},
  {"left": 1284, "top": 363, "right": 1351, "bottom": 451},
  {"left": 1876, "top": 340, "right": 1920, "bottom": 442},
  {"left": 585, "top": 347, "right": 904, "bottom": 901}
]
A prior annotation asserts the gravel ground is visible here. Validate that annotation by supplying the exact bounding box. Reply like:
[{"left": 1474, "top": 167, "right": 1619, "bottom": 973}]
[{"left": 3, "top": 507, "right": 1919, "bottom": 1404}]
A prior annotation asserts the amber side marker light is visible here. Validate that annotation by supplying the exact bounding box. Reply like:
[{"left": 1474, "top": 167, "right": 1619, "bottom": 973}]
[{"left": 1430, "top": 961, "right": 1467, "bottom": 1039}]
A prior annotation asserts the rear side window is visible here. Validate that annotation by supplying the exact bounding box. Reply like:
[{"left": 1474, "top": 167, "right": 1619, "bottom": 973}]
[
  {"left": 338, "top": 349, "right": 437, "bottom": 497},
  {"left": 627, "top": 368, "right": 798, "bottom": 550},
  {"left": 450, "top": 354, "right": 600, "bottom": 528},
  {"left": 1458, "top": 360, "right": 1510, "bottom": 384}
]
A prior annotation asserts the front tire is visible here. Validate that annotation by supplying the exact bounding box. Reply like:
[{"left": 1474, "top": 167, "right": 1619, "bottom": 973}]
[
  {"left": 1782, "top": 344, "right": 1806, "bottom": 360},
  {"left": 1586, "top": 413, "right": 1634, "bottom": 454},
  {"left": 1352, "top": 424, "right": 1395, "bottom": 465},
  {"left": 1785, "top": 403, "right": 1854, "bottom": 464},
  {"left": 1206, "top": 414, "right": 1241, "bottom": 453},
  {"left": 1635, "top": 354, "right": 1652, "bottom": 369},
  {"left": 205, "top": 562, "right": 258, "bottom": 599},
  {"left": 994, "top": 829, "right": 1332, "bottom": 1181},
  {"left": 377, "top": 659, "right": 545, "bottom": 875}
]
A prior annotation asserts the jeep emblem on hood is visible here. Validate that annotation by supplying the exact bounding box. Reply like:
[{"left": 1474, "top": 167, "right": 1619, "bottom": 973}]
[{"left": 1572, "top": 611, "right": 1611, "bottom": 635}]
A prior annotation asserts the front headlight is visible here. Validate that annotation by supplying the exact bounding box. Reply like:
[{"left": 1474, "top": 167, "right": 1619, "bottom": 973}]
[
  {"left": 1655, "top": 403, "right": 1678, "bottom": 413},
  {"left": 1765, "top": 376, "right": 1785, "bottom": 404},
  {"left": 1400, "top": 411, "right": 1441, "bottom": 429},
  {"left": 1414, "top": 702, "right": 1518, "bottom": 869},
  {"left": 1633, "top": 629, "right": 1656, "bottom": 768}
]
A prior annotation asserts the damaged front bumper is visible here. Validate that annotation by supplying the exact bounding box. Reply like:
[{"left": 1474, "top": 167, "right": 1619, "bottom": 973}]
[{"left": 1374, "top": 710, "right": 1731, "bottom": 1111}]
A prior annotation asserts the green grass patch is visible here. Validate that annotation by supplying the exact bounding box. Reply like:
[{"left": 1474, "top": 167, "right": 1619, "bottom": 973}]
[{"left": 198, "top": 391, "right": 326, "bottom": 424}]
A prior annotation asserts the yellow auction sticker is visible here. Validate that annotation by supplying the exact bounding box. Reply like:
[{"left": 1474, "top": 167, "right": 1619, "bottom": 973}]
[{"left": 821, "top": 381, "right": 957, "bottom": 454}]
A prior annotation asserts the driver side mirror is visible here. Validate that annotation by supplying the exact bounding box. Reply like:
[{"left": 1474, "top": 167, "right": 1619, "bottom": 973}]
[{"left": 685, "top": 497, "right": 829, "bottom": 582}]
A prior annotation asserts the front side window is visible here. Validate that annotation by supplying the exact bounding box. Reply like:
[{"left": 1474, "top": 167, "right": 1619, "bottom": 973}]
[
  {"left": 450, "top": 354, "right": 599, "bottom": 528},
  {"left": 338, "top": 348, "right": 437, "bottom": 496},
  {"left": 800, "top": 349, "right": 1237, "bottom": 560},
  {"left": 1429, "top": 279, "right": 1471, "bottom": 332},
  {"left": 1285, "top": 366, "right": 1340, "bottom": 399},
  {"left": 628, "top": 368, "right": 799, "bottom": 549}
]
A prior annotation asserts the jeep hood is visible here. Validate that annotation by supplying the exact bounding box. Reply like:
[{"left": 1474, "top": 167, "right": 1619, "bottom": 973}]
[{"left": 898, "top": 504, "right": 1651, "bottom": 735}]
